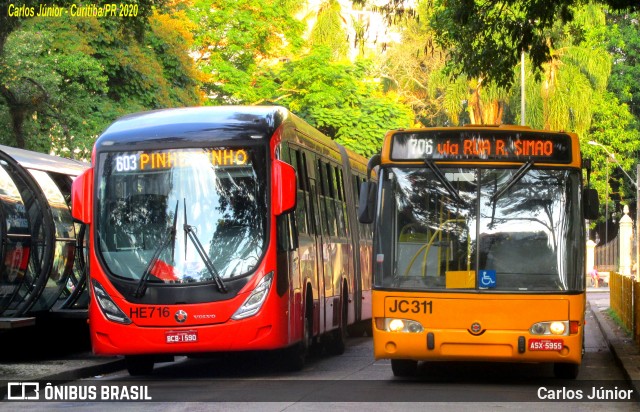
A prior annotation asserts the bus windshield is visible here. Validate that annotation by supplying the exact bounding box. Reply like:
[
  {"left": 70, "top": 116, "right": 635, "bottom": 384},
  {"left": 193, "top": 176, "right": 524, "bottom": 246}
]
[
  {"left": 96, "top": 147, "right": 267, "bottom": 284},
  {"left": 375, "top": 166, "right": 584, "bottom": 292}
]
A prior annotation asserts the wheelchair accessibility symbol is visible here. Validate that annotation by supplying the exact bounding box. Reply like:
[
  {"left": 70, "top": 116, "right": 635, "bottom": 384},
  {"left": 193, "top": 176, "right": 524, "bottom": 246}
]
[{"left": 479, "top": 270, "right": 496, "bottom": 288}]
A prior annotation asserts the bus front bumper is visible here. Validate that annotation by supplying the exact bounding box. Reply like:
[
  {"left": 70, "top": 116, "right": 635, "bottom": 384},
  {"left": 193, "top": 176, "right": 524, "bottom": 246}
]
[{"left": 374, "top": 328, "right": 582, "bottom": 364}]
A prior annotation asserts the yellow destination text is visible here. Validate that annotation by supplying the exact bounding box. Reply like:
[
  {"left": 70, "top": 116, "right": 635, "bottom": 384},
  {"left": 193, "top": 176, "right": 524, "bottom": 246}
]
[{"left": 139, "top": 149, "right": 248, "bottom": 170}]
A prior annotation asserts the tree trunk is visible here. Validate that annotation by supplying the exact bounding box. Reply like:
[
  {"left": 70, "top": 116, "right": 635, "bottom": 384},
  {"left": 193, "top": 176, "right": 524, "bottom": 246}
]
[
  {"left": 10, "top": 106, "right": 27, "bottom": 148},
  {"left": 0, "top": 85, "right": 27, "bottom": 149}
]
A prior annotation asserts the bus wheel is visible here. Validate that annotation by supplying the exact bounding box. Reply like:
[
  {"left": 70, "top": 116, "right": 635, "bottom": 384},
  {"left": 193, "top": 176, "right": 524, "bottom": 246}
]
[
  {"left": 125, "top": 355, "right": 155, "bottom": 376},
  {"left": 553, "top": 363, "right": 579, "bottom": 379},
  {"left": 326, "top": 292, "right": 348, "bottom": 356},
  {"left": 391, "top": 359, "right": 418, "bottom": 377},
  {"left": 284, "top": 300, "right": 313, "bottom": 370}
]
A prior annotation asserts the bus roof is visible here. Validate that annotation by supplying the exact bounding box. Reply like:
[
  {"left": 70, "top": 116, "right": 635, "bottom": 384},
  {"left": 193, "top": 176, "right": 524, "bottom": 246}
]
[
  {"left": 93, "top": 106, "right": 371, "bottom": 173},
  {"left": 96, "top": 106, "right": 291, "bottom": 149},
  {"left": 0, "top": 144, "right": 88, "bottom": 176}
]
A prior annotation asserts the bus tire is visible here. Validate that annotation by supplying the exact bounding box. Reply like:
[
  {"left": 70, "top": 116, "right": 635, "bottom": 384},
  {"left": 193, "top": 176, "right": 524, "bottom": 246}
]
[
  {"left": 553, "top": 362, "right": 579, "bottom": 379},
  {"left": 326, "top": 288, "right": 348, "bottom": 356},
  {"left": 284, "top": 293, "right": 313, "bottom": 370},
  {"left": 125, "top": 355, "right": 155, "bottom": 376},
  {"left": 391, "top": 359, "right": 418, "bottom": 377}
]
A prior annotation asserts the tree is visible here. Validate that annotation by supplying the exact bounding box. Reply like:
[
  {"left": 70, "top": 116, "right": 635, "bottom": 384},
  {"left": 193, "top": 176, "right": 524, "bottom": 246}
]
[
  {"left": 606, "top": 11, "right": 640, "bottom": 119},
  {"left": 308, "top": 0, "right": 349, "bottom": 61},
  {"left": 355, "top": 0, "right": 638, "bottom": 88},
  {"left": 0, "top": 7, "right": 201, "bottom": 155},
  {"left": 507, "top": 5, "right": 612, "bottom": 137},
  {"left": 187, "top": 0, "right": 304, "bottom": 104},
  {"left": 379, "top": 0, "right": 513, "bottom": 126},
  {"left": 582, "top": 91, "right": 640, "bottom": 212},
  {"left": 261, "top": 48, "right": 414, "bottom": 157},
  {"left": 0, "top": 17, "right": 109, "bottom": 153},
  {"left": 432, "top": 0, "right": 639, "bottom": 88},
  {"left": 377, "top": 0, "right": 450, "bottom": 126}
]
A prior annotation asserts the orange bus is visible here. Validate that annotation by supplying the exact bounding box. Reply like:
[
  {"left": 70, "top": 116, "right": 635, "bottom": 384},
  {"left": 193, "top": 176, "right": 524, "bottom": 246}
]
[{"left": 358, "top": 125, "right": 598, "bottom": 378}]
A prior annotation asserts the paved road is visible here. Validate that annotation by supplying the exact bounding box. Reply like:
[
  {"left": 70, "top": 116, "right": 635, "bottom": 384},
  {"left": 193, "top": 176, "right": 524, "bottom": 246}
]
[{"left": 6, "top": 298, "right": 637, "bottom": 411}]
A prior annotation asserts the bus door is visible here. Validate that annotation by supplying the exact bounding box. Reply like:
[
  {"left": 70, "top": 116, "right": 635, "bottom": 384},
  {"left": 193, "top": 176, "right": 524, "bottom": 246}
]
[
  {"left": 338, "top": 146, "right": 362, "bottom": 323},
  {"left": 308, "top": 178, "right": 332, "bottom": 334},
  {"left": 312, "top": 175, "right": 338, "bottom": 333}
]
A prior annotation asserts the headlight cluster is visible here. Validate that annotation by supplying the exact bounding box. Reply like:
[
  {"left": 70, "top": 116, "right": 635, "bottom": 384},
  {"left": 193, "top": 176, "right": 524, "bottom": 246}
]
[
  {"left": 376, "top": 318, "right": 424, "bottom": 333},
  {"left": 530, "top": 321, "right": 569, "bottom": 336},
  {"left": 92, "top": 279, "right": 131, "bottom": 324},
  {"left": 232, "top": 272, "right": 273, "bottom": 320}
]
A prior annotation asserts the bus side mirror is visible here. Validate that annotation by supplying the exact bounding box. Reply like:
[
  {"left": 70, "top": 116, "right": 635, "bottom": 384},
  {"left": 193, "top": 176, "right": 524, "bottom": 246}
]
[
  {"left": 72, "top": 168, "right": 94, "bottom": 224},
  {"left": 273, "top": 159, "right": 297, "bottom": 216},
  {"left": 583, "top": 188, "right": 599, "bottom": 220},
  {"left": 358, "top": 181, "right": 377, "bottom": 224}
]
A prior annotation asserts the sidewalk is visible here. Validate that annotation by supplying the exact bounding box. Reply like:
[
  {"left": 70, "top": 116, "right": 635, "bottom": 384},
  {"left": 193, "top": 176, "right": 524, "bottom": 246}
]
[
  {"left": 0, "top": 317, "right": 125, "bottom": 397},
  {"left": 1, "top": 289, "right": 639, "bottom": 394},
  {"left": 586, "top": 287, "right": 640, "bottom": 393}
]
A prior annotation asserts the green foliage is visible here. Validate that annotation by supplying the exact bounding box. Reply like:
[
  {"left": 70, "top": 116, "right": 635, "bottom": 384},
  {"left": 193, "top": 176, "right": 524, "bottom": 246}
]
[
  {"left": 0, "top": 0, "right": 162, "bottom": 54},
  {"left": 308, "top": 0, "right": 349, "bottom": 61},
  {"left": 188, "top": 0, "right": 304, "bottom": 104},
  {"left": 0, "top": 17, "right": 109, "bottom": 154},
  {"left": 148, "top": 12, "right": 202, "bottom": 105},
  {"left": 262, "top": 48, "right": 414, "bottom": 157},
  {"left": 502, "top": 6, "right": 612, "bottom": 138},
  {"left": 380, "top": 0, "right": 450, "bottom": 126},
  {"left": 606, "top": 12, "right": 640, "bottom": 119},
  {"left": 606, "top": 308, "right": 631, "bottom": 336},
  {"left": 0, "top": 7, "right": 200, "bottom": 156},
  {"left": 582, "top": 91, "right": 640, "bottom": 209},
  {"left": 1, "top": 0, "right": 636, "bottom": 176},
  {"left": 425, "top": 0, "right": 639, "bottom": 88}
]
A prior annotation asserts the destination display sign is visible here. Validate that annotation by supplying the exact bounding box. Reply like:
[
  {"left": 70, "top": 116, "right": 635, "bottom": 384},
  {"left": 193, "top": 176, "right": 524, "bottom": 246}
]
[
  {"left": 111, "top": 148, "right": 249, "bottom": 173},
  {"left": 390, "top": 131, "right": 572, "bottom": 163}
]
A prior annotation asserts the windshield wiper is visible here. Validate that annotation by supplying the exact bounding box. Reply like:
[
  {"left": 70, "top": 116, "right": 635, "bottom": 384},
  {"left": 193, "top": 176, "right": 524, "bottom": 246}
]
[
  {"left": 134, "top": 200, "right": 179, "bottom": 298},
  {"left": 491, "top": 160, "right": 534, "bottom": 203},
  {"left": 183, "top": 200, "right": 227, "bottom": 293},
  {"left": 424, "top": 160, "right": 467, "bottom": 206}
]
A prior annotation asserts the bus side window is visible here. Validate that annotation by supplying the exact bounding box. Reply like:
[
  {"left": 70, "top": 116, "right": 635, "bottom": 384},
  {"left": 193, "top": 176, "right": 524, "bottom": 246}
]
[
  {"left": 317, "top": 159, "right": 331, "bottom": 237},
  {"left": 355, "top": 175, "right": 368, "bottom": 240},
  {"left": 292, "top": 149, "right": 309, "bottom": 235},
  {"left": 336, "top": 167, "right": 345, "bottom": 202},
  {"left": 276, "top": 212, "right": 298, "bottom": 252},
  {"left": 277, "top": 141, "right": 286, "bottom": 161},
  {"left": 302, "top": 151, "right": 319, "bottom": 236},
  {"left": 334, "top": 165, "right": 347, "bottom": 237},
  {"left": 325, "top": 162, "right": 338, "bottom": 237}
]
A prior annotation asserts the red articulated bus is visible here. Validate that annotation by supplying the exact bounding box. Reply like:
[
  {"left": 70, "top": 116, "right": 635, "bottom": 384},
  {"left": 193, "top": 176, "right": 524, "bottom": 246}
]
[{"left": 71, "top": 106, "right": 374, "bottom": 375}]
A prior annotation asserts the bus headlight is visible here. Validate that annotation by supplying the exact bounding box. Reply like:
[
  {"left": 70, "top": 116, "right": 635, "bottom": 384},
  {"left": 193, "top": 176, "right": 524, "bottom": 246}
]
[
  {"left": 376, "top": 318, "right": 424, "bottom": 333},
  {"left": 549, "top": 321, "right": 566, "bottom": 335},
  {"left": 91, "top": 279, "right": 131, "bottom": 324},
  {"left": 232, "top": 272, "right": 273, "bottom": 320},
  {"left": 530, "top": 321, "right": 569, "bottom": 336}
]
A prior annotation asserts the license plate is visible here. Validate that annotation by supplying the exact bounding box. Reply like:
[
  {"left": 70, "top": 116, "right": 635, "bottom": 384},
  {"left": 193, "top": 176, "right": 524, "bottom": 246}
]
[
  {"left": 528, "top": 338, "right": 563, "bottom": 351},
  {"left": 165, "top": 330, "right": 198, "bottom": 344}
]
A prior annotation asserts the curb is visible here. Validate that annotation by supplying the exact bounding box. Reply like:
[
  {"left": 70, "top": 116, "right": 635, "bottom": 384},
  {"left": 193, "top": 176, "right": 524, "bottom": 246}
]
[
  {"left": 40, "top": 358, "right": 127, "bottom": 382},
  {"left": 588, "top": 298, "right": 640, "bottom": 397}
]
